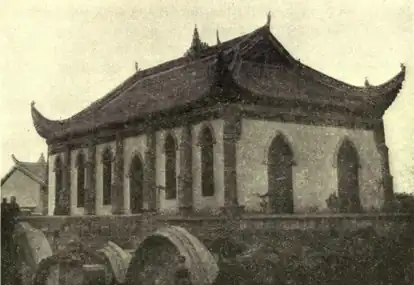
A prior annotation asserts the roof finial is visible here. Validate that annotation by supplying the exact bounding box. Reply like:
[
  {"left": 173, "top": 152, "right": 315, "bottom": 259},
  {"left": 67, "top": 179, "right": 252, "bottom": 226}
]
[
  {"left": 364, "top": 77, "right": 371, "bottom": 87},
  {"left": 266, "top": 11, "right": 271, "bottom": 28},
  {"left": 135, "top": 62, "right": 139, "bottom": 71},
  {"left": 31, "top": 101, "right": 35, "bottom": 108},
  {"left": 191, "top": 25, "right": 201, "bottom": 49},
  {"left": 216, "top": 29, "right": 221, "bottom": 45},
  {"left": 400, "top": 63, "right": 406, "bottom": 72}
]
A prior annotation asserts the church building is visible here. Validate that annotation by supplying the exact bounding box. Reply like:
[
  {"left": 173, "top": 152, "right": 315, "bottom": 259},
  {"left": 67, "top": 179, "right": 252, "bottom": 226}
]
[{"left": 31, "top": 15, "right": 406, "bottom": 216}]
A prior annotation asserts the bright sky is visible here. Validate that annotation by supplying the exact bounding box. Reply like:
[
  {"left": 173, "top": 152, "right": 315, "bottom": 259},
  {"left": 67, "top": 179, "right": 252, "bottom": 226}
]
[{"left": 1, "top": 0, "right": 413, "bottom": 192}]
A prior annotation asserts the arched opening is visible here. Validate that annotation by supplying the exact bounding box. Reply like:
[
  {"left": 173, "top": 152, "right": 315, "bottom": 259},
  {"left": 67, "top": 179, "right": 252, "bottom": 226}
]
[
  {"left": 32, "top": 241, "right": 110, "bottom": 285},
  {"left": 129, "top": 155, "right": 144, "bottom": 214},
  {"left": 76, "top": 152, "right": 86, "bottom": 208},
  {"left": 337, "top": 139, "right": 362, "bottom": 213},
  {"left": 200, "top": 126, "right": 215, "bottom": 197},
  {"left": 164, "top": 134, "right": 177, "bottom": 200},
  {"left": 267, "top": 134, "right": 294, "bottom": 214},
  {"left": 102, "top": 148, "right": 113, "bottom": 206},
  {"left": 125, "top": 226, "right": 218, "bottom": 285},
  {"left": 54, "top": 156, "right": 63, "bottom": 213}
]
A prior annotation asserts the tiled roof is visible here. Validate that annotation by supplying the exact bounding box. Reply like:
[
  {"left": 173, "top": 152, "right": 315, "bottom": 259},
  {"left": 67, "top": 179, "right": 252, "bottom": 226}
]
[{"left": 31, "top": 25, "right": 405, "bottom": 140}]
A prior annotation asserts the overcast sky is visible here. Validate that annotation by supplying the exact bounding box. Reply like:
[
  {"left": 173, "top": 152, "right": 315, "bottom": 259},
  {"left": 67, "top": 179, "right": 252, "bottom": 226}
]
[{"left": 1, "top": 0, "right": 413, "bottom": 193}]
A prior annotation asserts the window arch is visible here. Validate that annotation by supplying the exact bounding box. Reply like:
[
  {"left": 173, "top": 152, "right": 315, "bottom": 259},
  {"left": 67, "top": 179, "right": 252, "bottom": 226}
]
[
  {"left": 267, "top": 133, "right": 295, "bottom": 214},
  {"left": 337, "top": 139, "right": 361, "bottom": 213},
  {"left": 129, "top": 154, "right": 144, "bottom": 213},
  {"left": 199, "top": 125, "right": 215, "bottom": 197},
  {"left": 164, "top": 133, "right": 177, "bottom": 200},
  {"left": 76, "top": 152, "right": 86, "bottom": 208},
  {"left": 102, "top": 147, "right": 113, "bottom": 206},
  {"left": 54, "top": 156, "right": 63, "bottom": 210}
]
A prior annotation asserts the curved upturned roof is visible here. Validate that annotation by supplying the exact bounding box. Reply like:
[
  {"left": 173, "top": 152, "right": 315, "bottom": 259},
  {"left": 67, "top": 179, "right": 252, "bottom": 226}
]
[{"left": 31, "top": 25, "right": 406, "bottom": 141}]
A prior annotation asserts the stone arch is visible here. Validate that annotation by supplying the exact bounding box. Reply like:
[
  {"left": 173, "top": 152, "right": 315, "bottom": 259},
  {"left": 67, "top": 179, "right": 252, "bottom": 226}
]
[
  {"left": 196, "top": 123, "right": 217, "bottom": 146},
  {"left": 98, "top": 241, "right": 132, "bottom": 284},
  {"left": 336, "top": 138, "right": 362, "bottom": 213},
  {"left": 125, "top": 226, "right": 219, "bottom": 285},
  {"left": 266, "top": 132, "right": 295, "bottom": 214},
  {"left": 332, "top": 136, "right": 362, "bottom": 168},
  {"left": 32, "top": 240, "right": 108, "bottom": 285},
  {"left": 13, "top": 222, "right": 53, "bottom": 285}
]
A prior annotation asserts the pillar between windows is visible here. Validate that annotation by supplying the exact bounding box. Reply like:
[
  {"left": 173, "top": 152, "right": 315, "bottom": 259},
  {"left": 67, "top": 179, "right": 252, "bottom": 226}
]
[
  {"left": 178, "top": 125, "right": 193, "bottom": 216},
  {"left": 221, "top": 111, "right": 244, "bottom": 217},
  {"left": 85, "top": 140, "right": 96, "bottom": 215},
  {"left": 373, "top": 121, "right": 394, "bottom": 211},
  {"left": 58, "top": 145, "right": 71, "bottom": 215},
  {"left": 144, "top": 132, "right": 157, "bottom": 212},
  {"left": 112, "top": 133, "right": 125, "bottom": 215}
]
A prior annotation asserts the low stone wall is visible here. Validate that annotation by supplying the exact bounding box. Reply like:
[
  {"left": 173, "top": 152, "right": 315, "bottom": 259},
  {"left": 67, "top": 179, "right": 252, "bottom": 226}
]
[{"left": 20, "top": 212, "right": 411, "bottom": 251}]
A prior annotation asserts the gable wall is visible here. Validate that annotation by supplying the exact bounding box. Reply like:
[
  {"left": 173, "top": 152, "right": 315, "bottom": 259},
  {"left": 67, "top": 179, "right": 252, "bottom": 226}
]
[{"left": 1, "top": 170, "right": 42, "bottom": 212}]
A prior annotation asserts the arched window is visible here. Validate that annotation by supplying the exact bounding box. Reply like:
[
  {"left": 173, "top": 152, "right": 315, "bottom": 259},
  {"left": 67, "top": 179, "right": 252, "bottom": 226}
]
[
  {"left": 337, "top": 139, "right": 361, "bottom": 213},
  {"left": 267, "top": 134, "right": 294, "bottom": 214},
  {"left": 200, "top": 126, "right": 215, "bottom": 197},
  {"left": 129, "top": 154, "right": 144, "bottom": 214},
  {"left": 76, "top": 152, "right": 86, "bottom": 208},
  {"left": 54, "top": 156, "right": 63, "bottom": 210},
  {"left": 102, "top": 148, "right": 113, "bottom": 206},
  {"left": 164, "top": 134, "right": 177, "bottom": 200}
]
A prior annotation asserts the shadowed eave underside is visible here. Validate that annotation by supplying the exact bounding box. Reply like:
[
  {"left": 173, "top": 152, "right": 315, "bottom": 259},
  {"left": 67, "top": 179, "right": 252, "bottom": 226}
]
[{"left": 30, "top": 24, "right": 406, "bottom": 141}]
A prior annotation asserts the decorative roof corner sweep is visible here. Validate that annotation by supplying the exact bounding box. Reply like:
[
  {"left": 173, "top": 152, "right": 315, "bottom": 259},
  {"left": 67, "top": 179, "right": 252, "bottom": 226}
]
[{"left": 31, "top": 101, "right": 65, "bottom": 140}]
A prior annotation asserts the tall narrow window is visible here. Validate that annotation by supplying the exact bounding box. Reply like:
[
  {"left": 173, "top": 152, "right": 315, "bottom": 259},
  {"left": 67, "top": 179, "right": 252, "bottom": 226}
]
[
  {"left": 54, "top": 156, "right": 63, "bottom": 210},
  {"left": 102, "top": 148, "right": 113, "bottom": 206},
  {"left": 130, "top": 154, "right": 144, "bottom": 214},
  {"left": 267, "top": 134, "right": 294, "bottom": 214},
  {"left": 200, "top": 126, "right": 215, "bottom": 197},
  {"left": 76, "top": 152, "right": 86, "bottom": 208},
  {"left": 164, "top": 134, "right": 177, "bottom": 200},
  {"left": 337, "top": 139, "right": 361, "bottom": 213}
]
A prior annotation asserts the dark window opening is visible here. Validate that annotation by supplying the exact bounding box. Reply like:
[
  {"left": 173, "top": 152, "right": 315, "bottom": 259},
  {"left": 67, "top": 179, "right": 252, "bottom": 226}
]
[
  {"left": 164, "top": 134, "right": 177, "bottom": 200},
  {"left": 200, "top": 126, "right": 215, "bottom": 197},
  {"left": 102, "top": 148, "right": 113, "bottom": 206},
  {"left": 76, "top": 152, "right": 86, "bottom": 208},
  {"left": 267, "top": 134, "right": 294, "bottom": 214}
]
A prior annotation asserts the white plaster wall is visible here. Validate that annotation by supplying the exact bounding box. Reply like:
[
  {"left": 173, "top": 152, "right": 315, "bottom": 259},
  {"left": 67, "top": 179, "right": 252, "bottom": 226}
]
[
  {"left": 155, "top": 128, "right": 182, "bottom": 214},
  {"left": 95, "top": 141, "right": 116, "bottom": 215},
  {"left": 238, "top": 119, "right": 383, "bottom": 213},
  {"left": 123, "top": 134, "right": 147, "bottom": 214},
  {"left": 69, "top": 148, "right": 87, "bottom": 216},
  {"left": 47, "top": 154, "right": 57, "bottom": 216},
  {"left": 192, "top": 119, "right": 224, "bottom": 213}
]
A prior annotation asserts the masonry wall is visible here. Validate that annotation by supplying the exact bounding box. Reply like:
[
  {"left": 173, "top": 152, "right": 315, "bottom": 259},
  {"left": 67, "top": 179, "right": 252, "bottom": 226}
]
[
  {"left": 48, "top": 154, "right": 57, "bottom": 216},
  {"left": 47, "top": 119, "right": 224, "bottom": 216},
  {"left": 237, "top": 118, "right": 384, "bottom": 213}
]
